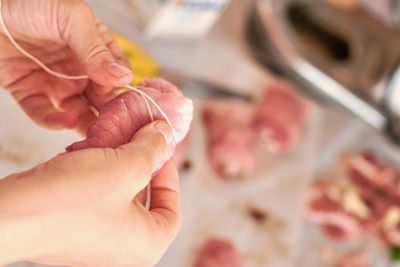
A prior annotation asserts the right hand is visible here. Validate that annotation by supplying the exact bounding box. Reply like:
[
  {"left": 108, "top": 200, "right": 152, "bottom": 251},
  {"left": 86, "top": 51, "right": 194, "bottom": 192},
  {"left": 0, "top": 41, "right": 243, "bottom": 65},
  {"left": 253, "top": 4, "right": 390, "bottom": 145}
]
[
  {"left": 0, "top": 121, "right": 181, "bottom": 267},
  {"left": 0, "top": 0, "right": 133, "bottom": 133}
]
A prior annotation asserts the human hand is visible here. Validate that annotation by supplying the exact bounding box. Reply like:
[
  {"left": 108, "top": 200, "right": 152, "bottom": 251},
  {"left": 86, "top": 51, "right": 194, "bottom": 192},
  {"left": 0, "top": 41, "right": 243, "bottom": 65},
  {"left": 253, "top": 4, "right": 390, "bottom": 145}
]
[
  {"left": 0, "top": 121, "right": 181, "bottom": 267},
  {"left": 0, "top": 0, "right": 133, "bottom": 133}
]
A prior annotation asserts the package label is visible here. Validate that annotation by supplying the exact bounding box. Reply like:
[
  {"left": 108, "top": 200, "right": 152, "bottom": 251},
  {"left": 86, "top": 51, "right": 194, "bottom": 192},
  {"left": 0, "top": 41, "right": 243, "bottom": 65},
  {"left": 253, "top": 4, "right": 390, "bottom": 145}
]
[{"left": 145, "top": 0, "right": 230, "bottom": 39}]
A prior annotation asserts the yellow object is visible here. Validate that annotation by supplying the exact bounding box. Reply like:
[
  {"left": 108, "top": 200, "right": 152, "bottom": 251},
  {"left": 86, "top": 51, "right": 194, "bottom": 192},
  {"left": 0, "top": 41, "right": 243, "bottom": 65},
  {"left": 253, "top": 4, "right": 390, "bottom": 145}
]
[
  {"left": 338, "top": 178, "right": 370, "bottom": 219},
  {"left": 384, "top": 207, "right": 400, "bottom": 229},
  {"left": 113, "top": 34, "right": 160, "bottom": 85},
  {"left": 326, "top": 0, "right": 358, "bottom": 10}
]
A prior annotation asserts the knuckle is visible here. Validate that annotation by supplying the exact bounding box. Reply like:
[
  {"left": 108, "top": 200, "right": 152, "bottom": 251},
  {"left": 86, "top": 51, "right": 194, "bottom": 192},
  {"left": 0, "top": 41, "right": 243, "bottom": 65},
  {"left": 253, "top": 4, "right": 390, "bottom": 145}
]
[
  {"left": 70, "top": 1, "right": 94, "bottom": 18},
  {"left": 152, "top": 131, "right": 170, "bottom": 154},
  {"left": 132, "top": 130, "right": 170, "bottom": 174},
  {"left": 85, "top": 42, "right": 109, "bottom": 63},
  {"left": 96, "top": 21, "right": 109, "bottom": 34},
  {"left": 100, "top": 147, "right": 117, "bottom": 162},
  {"left": 60, "top": 0, "right": 96, "bottom": 39}
]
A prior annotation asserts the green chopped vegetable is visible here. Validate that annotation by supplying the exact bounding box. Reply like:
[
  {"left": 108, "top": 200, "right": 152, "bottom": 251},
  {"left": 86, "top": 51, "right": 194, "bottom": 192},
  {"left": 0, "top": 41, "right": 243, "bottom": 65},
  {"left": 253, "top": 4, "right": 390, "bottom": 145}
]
[
  {"left": 391, "top": 246, "right": 400, "bottom": 262},
  {"left": 376, "top": 188, "right": 387, "bottom": 198}
]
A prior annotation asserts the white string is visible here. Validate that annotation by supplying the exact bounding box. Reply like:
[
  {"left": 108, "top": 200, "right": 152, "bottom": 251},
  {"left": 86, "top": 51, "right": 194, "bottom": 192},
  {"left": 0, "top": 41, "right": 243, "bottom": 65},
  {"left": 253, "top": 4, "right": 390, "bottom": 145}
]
[
  {"left": 0, "top": 0, "right": 176, "bottom": 140},
  {"left": 127, "top": 85, "right": 177, "bottom": 140},
  {"left": 143, "top": 95, "right": 155, "bottom": 121}
]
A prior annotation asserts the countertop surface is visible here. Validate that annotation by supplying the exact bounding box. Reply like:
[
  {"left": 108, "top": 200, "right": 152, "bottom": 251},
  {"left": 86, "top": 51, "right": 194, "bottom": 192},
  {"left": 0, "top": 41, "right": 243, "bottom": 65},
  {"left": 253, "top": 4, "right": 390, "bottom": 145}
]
[
  {"left": 3, "top": 1, "right": 400, "bottom": 267},
  {"left": 2, "top": 2, "right": 274, "bottom": 267}
]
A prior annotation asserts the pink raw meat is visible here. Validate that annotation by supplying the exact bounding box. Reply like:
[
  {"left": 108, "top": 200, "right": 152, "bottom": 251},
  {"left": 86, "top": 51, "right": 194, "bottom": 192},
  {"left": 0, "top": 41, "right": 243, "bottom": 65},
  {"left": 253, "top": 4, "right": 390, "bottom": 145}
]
[
  {"left": 202, "top": 101, "right": 256, "bottom": 180},
  {"left": 382, "top": 226, "right": 400, "bottom": 246},
  {"left": 304, "top": 181, "right": 363, "bottom": 240},
  {"left": 67, "top": 78, "right": 193, "bottom": 151},
  {"left": 342, "top": 153, "right": 400, "bottom": 204},
  {"left": 195, "top": 239, "right": 248, "bottom": 267},
  {"left": 340, "top": 153, "right": 397, "bottom": 233},
  {"left": 306, "top": 152, "right": 400, "bottom": 245},
  {"left": 252, "top": 83, "right": 309, "bottom": 154}
]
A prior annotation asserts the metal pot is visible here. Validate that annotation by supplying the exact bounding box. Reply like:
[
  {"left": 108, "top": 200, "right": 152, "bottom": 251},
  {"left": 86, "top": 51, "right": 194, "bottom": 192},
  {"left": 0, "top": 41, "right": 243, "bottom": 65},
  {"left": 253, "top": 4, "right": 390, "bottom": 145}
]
[{"left": 247, "top": 0, "right": 400, "bottom": 143}]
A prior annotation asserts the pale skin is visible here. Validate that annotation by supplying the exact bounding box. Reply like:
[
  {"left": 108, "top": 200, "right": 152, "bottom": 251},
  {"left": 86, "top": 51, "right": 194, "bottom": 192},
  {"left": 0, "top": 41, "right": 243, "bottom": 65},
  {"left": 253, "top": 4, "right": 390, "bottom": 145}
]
[{"left": 0, "top": 1, "right": 182, "bottom": 267}]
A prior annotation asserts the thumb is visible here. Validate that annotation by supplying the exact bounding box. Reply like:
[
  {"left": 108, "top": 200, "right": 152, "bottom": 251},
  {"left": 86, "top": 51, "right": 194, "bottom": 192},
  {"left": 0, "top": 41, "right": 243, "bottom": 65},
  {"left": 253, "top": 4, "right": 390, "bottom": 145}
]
[
  {"left": 115, "top": 121, "right": 176, "bottom": 193},
  {"left": 59, "top": 2, "right": 133, "bottom": 87}
]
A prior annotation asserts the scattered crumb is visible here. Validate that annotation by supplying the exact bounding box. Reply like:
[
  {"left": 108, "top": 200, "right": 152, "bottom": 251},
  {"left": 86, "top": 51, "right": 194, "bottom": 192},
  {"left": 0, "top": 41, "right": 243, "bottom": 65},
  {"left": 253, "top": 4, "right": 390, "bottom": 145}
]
[
  {"left": 248, "top": 207, "right": 268, "bottom": 223},
  {"left": 181, "top": 160, "right": 192, "bottom": 172},
  {"left": 242, "top": 204, "right": 289, "bottom": 264}
]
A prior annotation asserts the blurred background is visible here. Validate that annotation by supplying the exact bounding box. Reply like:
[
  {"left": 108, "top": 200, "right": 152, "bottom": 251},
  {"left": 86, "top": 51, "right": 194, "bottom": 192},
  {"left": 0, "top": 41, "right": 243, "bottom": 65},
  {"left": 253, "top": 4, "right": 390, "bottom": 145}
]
[{"left": 3, "top": 0, "right": 400, "bottom": 266}]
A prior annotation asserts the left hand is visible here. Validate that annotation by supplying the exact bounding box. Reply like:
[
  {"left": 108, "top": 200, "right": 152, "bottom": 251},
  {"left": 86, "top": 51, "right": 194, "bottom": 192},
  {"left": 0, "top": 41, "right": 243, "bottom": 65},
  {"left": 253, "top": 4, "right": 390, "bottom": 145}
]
[{"left": 0, "top": 0, "right": 133, "bottom": 134}]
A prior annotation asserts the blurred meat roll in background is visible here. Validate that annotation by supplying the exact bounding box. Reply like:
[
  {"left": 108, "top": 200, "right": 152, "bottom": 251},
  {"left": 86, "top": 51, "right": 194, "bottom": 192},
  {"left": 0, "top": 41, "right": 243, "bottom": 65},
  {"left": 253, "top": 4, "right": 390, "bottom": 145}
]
[
  {"left": 202, "top": 100, "right": 256, "bottom": 180},
  {"left": 201, "top": 82, "right": 310, "bottom": 180},
  {"left": 253, "top": 83, "right": 309, "bottom": 154}
]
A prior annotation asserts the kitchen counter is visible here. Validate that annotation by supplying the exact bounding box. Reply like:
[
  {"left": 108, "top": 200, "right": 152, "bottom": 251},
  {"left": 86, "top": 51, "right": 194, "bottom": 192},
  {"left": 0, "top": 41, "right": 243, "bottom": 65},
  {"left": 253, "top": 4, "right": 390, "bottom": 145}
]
[
  {"left": 3, "top": 2, "right": 273, "bottom": 267},
  {"left": 4, "top": 1, "right": 400, "bottom": 267}
]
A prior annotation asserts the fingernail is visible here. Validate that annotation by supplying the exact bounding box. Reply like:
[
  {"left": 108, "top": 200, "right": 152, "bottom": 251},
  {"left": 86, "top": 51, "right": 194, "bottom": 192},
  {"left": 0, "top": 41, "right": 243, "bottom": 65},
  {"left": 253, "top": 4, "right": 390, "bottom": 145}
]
[
  {"left": 154, "top": 121, "right": 174, "bottom": 147},
  {"left": 115, "top": 87, "right": 130, "bottom": 95},
  {"left": 152, "top": 148, "right": 175, "bottom": 176},
  {"left": 106, "top": 62, "right": 132, "bottom": 78},
  {"left": 150, "top": 121, "right": 176, "bottom": 174}
]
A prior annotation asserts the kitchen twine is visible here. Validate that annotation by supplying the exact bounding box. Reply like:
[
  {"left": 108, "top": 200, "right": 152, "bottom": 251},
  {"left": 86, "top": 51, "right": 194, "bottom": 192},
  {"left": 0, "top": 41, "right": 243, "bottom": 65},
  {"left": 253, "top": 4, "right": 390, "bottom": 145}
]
[{"left": 0, "top": 0, "right": 177, "bottom": 140}]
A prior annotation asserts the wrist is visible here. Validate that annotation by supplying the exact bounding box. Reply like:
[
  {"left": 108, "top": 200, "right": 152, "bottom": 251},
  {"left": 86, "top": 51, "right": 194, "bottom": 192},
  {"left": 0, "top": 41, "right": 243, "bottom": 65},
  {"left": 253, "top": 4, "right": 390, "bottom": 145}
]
[
  {"left": 0, "top": 177, "right": 48, "bottom": 265},
  {"left": 0, "top": 215, "right": 42, "bottom": 265}
]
